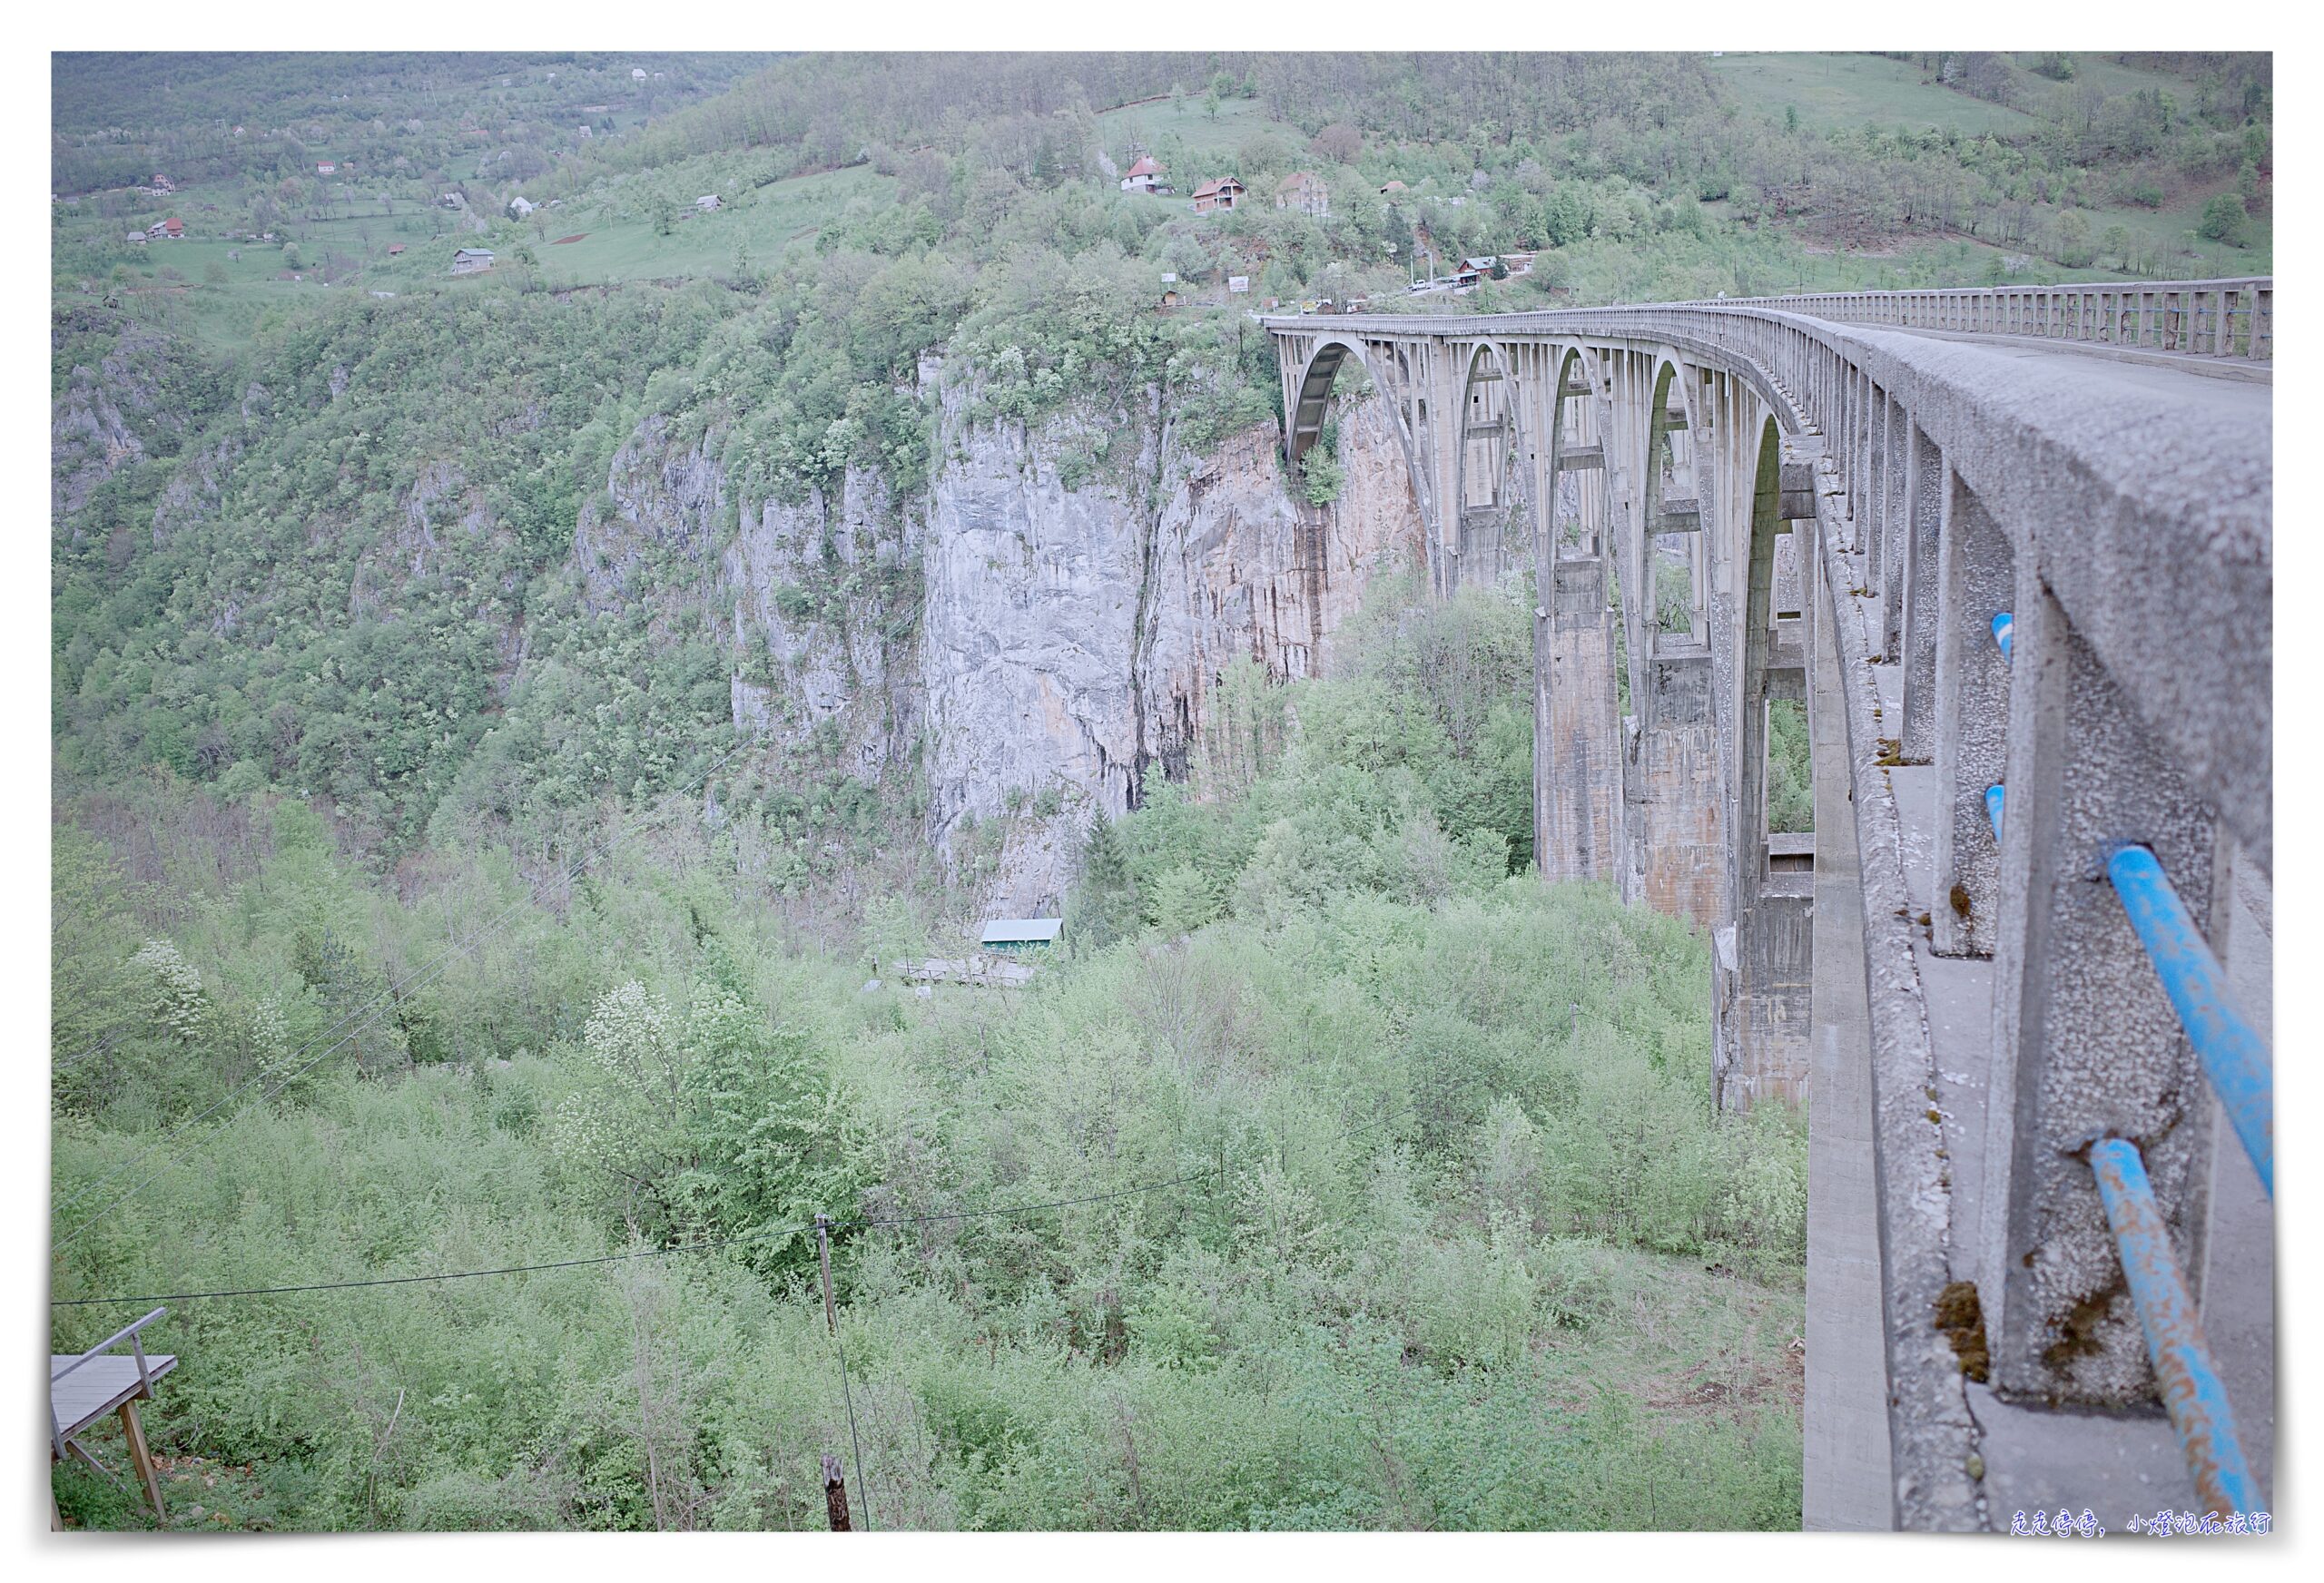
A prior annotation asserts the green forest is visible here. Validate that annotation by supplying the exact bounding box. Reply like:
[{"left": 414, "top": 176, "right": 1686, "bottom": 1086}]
[
  {"left": 50, "top": 49, "right": 2268, "bottom": 1531},
  {"left": 52, "top": 585, "right": 1804, "bottom": 1531}
]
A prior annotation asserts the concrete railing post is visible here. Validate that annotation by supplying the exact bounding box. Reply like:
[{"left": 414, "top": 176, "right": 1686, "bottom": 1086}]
[
  {"left": 1878, "top": 392, "right": 1909, "bottom": 661},
  {"left": 1898, "top": 425, "right": 1944, "bottom": 763},
  {"left": 1981, "top": 574, "right": 2222, "bottom": 1407},
  {"left": 1930, "top": 472, "right": 2013, "bottom": 957}
]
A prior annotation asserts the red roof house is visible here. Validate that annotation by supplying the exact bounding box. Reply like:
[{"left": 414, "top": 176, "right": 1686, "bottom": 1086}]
[
  {"left": 1119, "top": 154, "right": 1169, "bottom": 194},
  {"left": 1190, "top": 177, "right": 1245, "bottom": 215}
]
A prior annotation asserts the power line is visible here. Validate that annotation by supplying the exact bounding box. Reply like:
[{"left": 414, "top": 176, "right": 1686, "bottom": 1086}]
[
  {"left": 49, "top": 1224, "right": 801, "bottom": 1309},
  {"left": 53, "top": 1030, "right": 128, "bottom": 1073},
  {"left": 50, "top": 731, "right": 762, "bottom": 1253},
  {"left": 53, "top": 1106, "right": 1422, "bottom": 1312}
]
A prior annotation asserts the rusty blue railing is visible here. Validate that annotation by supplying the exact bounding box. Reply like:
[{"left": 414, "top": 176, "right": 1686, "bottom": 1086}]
[
  {"left": 1987, "top": 606, "right": 2269, "bottom": 1513},
  {"left": 2089, "top": 1141, "right": 2263, "bottom": 1519},
  {"left": 2105, "top": 845, "right": 2273, "bottom": 1195}
]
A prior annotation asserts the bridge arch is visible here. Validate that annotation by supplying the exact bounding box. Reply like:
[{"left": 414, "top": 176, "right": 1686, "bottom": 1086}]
[
  {"left": 1452, "top": 339, "right": 1527, "bottom": 588},
  {"left": 1285, "top": 333, "right": 1432, "bottom": 548}
]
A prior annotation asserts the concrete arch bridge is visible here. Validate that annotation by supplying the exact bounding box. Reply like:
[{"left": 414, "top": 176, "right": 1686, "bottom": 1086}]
[{"left": 1263, "top": 281, "right": 2272, "bottom": 1533}]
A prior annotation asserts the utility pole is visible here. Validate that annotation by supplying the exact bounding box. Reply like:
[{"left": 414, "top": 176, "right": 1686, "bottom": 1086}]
[
  {"left": 822, "top": 1453, "right": 852, "bottom": 1531},
  {"left": 816, "top": 1213, "right": 837, "bottom": 1334}
]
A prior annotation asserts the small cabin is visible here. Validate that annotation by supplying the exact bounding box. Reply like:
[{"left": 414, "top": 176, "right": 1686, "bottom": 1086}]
[
  {"left": 695, "top": 194, "right": 722, "bottom": 212},
  {"left": 448, "top": 247, "right": 496, "bottom": 276},
  {"left": 980, "top": 918, "right": 1062, "bottom": 953},
  {"left": 1190, "top": 177, "right": 1245, "bottom": 215}
]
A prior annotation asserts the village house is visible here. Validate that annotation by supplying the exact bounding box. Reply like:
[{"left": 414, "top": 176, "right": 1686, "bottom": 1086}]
[
  {"left": 1119, "top": 154, "right": 1169, "bottom": 194},
  {"left": 508, "top": 195, "right": 537, "bottom": 218},
  {"left": 577, "top": 124, "right": 593, "bottom": 140},
  {"left": 316, "top": 162, "right": 336, "bottom": 175},
  {"left": 694, "top": 193, "right": 722, "bottom": 212},
  {"left": 145, "top": 217, "right": 184, "bottom": 240},
  {"left": 1190, "top": 177, "right": 1245, "bottom": 215},
  {"left": 387, "top": 243, "right": 406, "bottom": 255},
  {"left": 1380, "top": 180, "right": 1408, "bottom": 195},
  {"left": 1275, "top": 170, "right": 1330, "bottom": 218},
  {"left": 448, "top": 247, "right": 496, "bottom": 276},
  {"left": 151, "top": 173, "right": 175, "bottom": 193},
  {"left": 631, "top": 67, "right": 647, "bottom": 81}
]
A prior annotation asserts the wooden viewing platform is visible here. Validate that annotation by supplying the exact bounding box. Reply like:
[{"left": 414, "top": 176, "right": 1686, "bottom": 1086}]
[{"left": 51, "top": 1306, "right": 175, "bottom": 1519}]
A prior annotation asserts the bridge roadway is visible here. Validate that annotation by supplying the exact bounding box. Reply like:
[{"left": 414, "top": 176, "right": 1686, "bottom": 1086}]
[{"left": 1263, "top": 281, "right": 2272, "bottom": 1532}]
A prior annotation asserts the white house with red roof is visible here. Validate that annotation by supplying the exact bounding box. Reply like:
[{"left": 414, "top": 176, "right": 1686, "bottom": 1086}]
[{"left": 1119, "top": 155, "right": 1169, "bottom": 194}]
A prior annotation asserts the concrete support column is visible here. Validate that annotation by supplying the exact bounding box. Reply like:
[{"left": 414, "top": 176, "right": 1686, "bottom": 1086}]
[
  {"left": 1536, "top": 552, "right": 1622, "bottom": 885},
  {"left": 1534, "top": 347, "right": 1623, "bottom": 887},
  {"left": 1981, "top": 568, "right": 2221, "bottom": 1406},
  {"left": 1719, "top": 413, "right": 1811, "bottom": 1113},
  {"left": 1637, "top": 649, "right": 1724, "bottom": 929},
  {"left": 1930, "top": 471, "right": 2012, "bottom": 958}
]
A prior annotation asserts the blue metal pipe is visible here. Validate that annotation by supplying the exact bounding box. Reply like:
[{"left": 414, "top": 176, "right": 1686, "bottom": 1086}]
[
  {"left": 2088, "top": 1138, "right": 2264, "bottom": 1519},
  {"left": 1992, "top": 611, "right": 2014, "bottom": 663},
  {"left": 2106, "top": 844, "right": 2273, "bottom": 1196},
  {"left": 1984, "top": 783, "right": 2004, "bottom": 841}
]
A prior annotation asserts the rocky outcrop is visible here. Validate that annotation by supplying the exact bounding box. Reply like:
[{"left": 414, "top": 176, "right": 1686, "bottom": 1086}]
[
  {"left": 237, "top": 364, "right": 1419, "bottom": 917},
  {"left": 51, "top": 322, "right": 191, "bottom": 525},
  {"left": 917, "top": 375, "right": 1423, "bottom": 913},
  {"left": 585, "top": 416, "right": 921, "bottom": 789}
]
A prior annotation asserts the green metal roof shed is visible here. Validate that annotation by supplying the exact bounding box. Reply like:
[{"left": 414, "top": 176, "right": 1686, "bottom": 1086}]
[{"left": 980, "top": 918, "right": 1062, "bottom": 949}]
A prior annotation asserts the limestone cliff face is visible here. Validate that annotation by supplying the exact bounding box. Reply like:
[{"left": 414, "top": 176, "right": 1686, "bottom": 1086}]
[
  {"left": 553, "top": 372, "right": 1423, "bottom": 914},
  {"left": 577, "top": 415, "right": 921, "bottom": 789},
  {"left": 918, "top": 376, "right": 1422, "bottom": 912}
]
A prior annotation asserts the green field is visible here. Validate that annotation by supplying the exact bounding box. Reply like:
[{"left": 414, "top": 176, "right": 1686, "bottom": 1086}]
[
  {"left": 1098, "top": 93, "right": 1315, "bottom": 162},
  {"left": 1709, "top": 52, "right": 2042, "bottom": 135},
  {"left": 525, "top": 164, "right": 895, "bottom": 286}
]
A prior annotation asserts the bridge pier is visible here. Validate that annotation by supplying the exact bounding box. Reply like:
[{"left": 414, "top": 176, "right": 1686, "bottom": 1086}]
[{"left": 1535, "top": 553, "right": 1621, "bottom": 883}]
